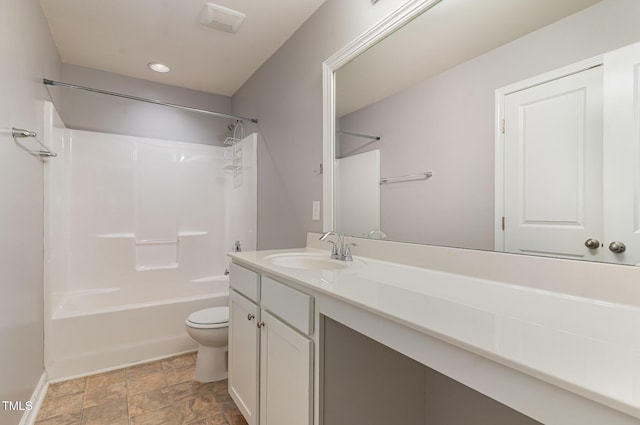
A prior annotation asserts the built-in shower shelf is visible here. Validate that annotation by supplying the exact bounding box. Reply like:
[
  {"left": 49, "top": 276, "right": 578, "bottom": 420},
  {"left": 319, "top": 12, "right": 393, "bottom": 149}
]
[
  {"left": 178, "top": 231, "right": 208, "bottom": 237},
  {"left": 96, "top": 233, "right": 135, "bottom": 239}
]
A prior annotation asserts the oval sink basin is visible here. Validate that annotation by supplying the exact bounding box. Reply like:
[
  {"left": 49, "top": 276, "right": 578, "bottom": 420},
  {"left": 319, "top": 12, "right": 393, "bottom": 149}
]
[{"left": 265, "top": 253, "right": 363, "bottom": 271}]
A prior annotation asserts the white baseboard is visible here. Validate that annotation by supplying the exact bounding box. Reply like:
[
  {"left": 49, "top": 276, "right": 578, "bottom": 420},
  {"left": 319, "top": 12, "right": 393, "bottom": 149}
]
[{"left": 19, "top": 371, "right": 48, "bottom": 425}]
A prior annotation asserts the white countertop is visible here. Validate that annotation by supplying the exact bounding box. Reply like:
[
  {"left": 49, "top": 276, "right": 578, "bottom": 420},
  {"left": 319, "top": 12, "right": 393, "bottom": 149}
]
[{"left": 229, "top": 247, "right": 640, "bottom": 420}]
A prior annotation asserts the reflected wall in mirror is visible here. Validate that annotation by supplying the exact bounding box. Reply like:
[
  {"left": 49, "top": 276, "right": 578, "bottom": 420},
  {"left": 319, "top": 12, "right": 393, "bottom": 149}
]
[{"left": 327, "top": 0, "right": 640, "bottom": 266}]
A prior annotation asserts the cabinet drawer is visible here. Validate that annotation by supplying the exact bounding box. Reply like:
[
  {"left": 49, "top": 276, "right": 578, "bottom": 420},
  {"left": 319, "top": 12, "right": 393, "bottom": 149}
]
[
  {"left": 230, "top": 263, "right": 260, "bottom": 302},
  {"left": 261, "top": 276, "right": 314, "bottom": 336}
]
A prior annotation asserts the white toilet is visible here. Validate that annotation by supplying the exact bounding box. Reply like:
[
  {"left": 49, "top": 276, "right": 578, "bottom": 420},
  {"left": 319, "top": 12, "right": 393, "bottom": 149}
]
[{"left": 185, "top": 306, "right": 229, "bottom": 383}]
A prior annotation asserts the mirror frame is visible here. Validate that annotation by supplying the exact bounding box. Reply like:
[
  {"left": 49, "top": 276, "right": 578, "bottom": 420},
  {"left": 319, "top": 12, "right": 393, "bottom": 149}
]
[{"left": 322, "top": 0, "right": 443, "bottom": 232}]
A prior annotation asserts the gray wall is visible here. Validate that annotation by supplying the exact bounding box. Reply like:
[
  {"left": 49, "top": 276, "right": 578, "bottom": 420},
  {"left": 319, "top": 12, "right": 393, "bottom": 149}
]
[
  {"left": 323, "top": 318, "right": 541, "bottom": 425},
  {"left": 339, "top": 0, "right": 640, "bottom": 250},
  {"left": 230, "top": 0, "right": 408, "bottom": 250},
  {"left": 0, "top": 1, "right": 61, "bottom": 424},
  {"left": 60, "top": 64, "right": 232, "bottom": 145},
  {"left": 323, "top": 318, "right": 426, "bottom": 425}
]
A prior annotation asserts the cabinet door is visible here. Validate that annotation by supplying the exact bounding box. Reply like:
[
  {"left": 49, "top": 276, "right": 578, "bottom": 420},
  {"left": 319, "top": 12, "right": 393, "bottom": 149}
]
[
  {"left": 259, "top": 310, "right": 313, "bottom": 425},
  {"left": 229, "top": 290, "right": 260, "bottom": 425}
]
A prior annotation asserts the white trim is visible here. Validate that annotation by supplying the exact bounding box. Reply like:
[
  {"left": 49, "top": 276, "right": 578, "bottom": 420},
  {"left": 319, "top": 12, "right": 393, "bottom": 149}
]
[
  {"left": 322, "top": 62, "right": 335, "bottom": 232},
  {"left": 322, "top": 0, "right": 443, "bottom": 232},
  {"left": 19, "top": 372, "right": 49, "bottom": 425},
  {"left": 493, "top": 55, "right": 604, "bottom": 251},
  {"left": 493, "top": 91, "right": 506, "bottom": 251}
]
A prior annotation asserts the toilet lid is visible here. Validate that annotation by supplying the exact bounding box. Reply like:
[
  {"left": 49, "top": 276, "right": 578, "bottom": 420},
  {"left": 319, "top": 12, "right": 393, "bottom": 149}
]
[{"left": 187, "top": 307, "right": 229, "bottom": 327}]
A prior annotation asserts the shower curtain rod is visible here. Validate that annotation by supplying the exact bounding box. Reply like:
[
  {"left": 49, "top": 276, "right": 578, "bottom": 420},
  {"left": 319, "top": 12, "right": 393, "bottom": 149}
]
[{"left": 43, "top": 79, "right": 258, "bottom": 124}]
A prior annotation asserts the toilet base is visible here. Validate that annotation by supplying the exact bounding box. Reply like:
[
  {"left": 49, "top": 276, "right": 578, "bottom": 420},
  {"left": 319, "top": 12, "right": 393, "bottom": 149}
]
[{"left": 194, "top": 345, "right": 228, "bottom": 383}]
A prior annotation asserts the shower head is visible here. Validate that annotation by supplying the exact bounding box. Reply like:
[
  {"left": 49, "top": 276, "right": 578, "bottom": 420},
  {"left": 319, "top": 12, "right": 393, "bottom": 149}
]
[{"left": 227, "top": 120, "right": 243, "bottom": 131}]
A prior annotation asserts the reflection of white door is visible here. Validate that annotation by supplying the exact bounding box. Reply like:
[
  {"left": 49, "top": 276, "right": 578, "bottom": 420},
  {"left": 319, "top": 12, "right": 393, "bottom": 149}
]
[
  {"left": 502, "top": 66, "right": 603, "bottom": 260},
  {"left": 335, "top": 150, "right": 380, "bottom": 237},
  {"left": 603, "top": 42, "right": 640, "bottom": 265}
]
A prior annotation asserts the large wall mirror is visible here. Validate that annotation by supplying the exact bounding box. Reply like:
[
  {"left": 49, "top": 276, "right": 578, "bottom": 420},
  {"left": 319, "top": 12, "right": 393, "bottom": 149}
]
[{"left": 323, "top": 0, "right": 640, "bottom": 266}]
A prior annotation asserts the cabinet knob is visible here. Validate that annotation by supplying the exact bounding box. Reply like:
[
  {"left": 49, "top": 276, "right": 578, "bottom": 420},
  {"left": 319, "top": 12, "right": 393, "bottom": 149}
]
[
  {"left": 609, "top": 241, "right": 626, "bottom": 254},
  {"left": 584, "top": 238, "right": 600, "bottom": 249},
  {"left": 247, "top": 313, "right": 255, "bottom": 321},
  {"left": 257, "top": 321, "right": 265, "bottom": 328}
]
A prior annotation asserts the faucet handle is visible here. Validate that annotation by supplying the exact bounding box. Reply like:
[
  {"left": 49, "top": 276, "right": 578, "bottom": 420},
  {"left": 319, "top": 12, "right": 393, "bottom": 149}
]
[
  {"left": 323, "top": 240, "right": 340, "bottom": 259},
  {"left": 343, "top": 242, "right": 357, "bottom": 261},
  {"left": 330, "top": 242, "right": 340, "bottom": 259}
]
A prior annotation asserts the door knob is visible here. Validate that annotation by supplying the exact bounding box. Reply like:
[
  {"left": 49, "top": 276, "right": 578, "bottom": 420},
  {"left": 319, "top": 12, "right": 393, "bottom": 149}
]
[
  {"left": 584, "top": 239, "right": 600, "bottom": 249},
  {"left": 257, "top": 321, "right": 265, "bottom": 328},
  {"left": 247, "top": 313, "right": 255, "bottom": 321},
  {"left": 609, "top": 241, "right": 626, "bottom": 253}
]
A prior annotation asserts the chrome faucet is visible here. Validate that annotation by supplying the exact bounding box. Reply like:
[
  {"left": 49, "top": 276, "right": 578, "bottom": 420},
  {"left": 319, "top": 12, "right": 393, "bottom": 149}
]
[
  {"left": 319, "top": 231, "right": 356, "bottom": 261},
  {"left": 319, "top": 231, "right": 342, "bottom": 259}
]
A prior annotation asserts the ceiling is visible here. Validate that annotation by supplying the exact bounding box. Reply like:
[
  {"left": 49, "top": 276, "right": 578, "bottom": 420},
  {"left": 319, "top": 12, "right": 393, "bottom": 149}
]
[
  {"left": 40, "top": 0, "right": 326, "bottom": 97},
  {"left": 336, "top": 0, "right": 601, "bottom": 117}
]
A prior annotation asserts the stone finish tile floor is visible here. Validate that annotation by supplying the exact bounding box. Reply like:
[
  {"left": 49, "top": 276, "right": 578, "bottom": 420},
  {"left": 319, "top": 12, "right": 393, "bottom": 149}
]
[{"left": 36, "top": 353, "right": 248, "bottom": 425}]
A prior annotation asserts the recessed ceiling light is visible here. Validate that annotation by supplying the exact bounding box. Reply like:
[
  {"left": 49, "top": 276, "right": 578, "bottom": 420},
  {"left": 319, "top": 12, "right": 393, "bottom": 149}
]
[{"left": 148, "top": 62, "right": 171, "bottom": 73}]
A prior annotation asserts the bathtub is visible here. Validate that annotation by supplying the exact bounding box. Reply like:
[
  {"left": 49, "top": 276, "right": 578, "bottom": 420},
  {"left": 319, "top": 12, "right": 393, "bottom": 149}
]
[{"left": 45, "top": 276, "right": 229, "bottom": 380}]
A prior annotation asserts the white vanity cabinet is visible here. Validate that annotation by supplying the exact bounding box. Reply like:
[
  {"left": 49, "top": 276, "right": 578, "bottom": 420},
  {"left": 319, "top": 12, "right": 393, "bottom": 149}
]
[
  {"left": 229, "top": 264, "right": 261, "bottom": 425},
  {"left": 229, "top": 263, "right": 314, "bottom": 425}
]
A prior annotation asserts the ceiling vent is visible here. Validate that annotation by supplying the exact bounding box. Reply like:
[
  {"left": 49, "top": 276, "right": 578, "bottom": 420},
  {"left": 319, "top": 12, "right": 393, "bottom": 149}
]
[{"left": 199, "top": 3, "right": 246, "bottom": 34}]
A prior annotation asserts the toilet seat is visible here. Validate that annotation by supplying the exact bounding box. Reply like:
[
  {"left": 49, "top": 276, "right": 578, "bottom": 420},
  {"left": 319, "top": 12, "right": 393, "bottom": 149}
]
[{"left": 186, "top": 307, "right": 229, "bottom": 329}]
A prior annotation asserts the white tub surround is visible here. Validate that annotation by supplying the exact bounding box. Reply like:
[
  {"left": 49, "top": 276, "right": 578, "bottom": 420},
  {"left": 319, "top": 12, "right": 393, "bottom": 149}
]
[
  {"left": 229, "top": 244, "right": 640, "bottom": 424},
  {"left": 42, "top": 101, "right": 257, "bottom": 379}
]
